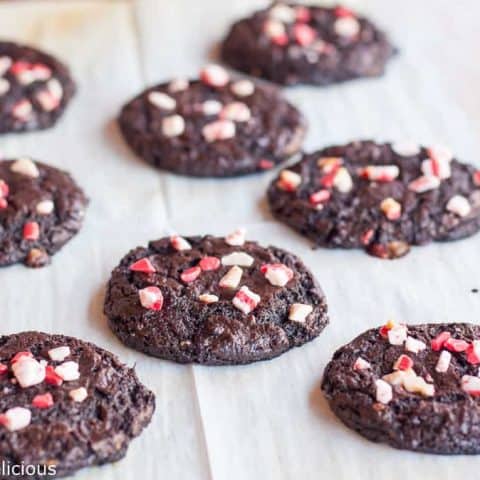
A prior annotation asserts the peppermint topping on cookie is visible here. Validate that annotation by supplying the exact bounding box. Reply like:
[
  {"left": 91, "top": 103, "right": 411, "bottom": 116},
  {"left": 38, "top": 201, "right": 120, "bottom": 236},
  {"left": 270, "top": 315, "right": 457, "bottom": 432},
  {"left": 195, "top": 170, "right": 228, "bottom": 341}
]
[
  {"left": 353, "top": 357, "right": 371, "bottom": 371},
  {"left": 405, "top": 336, "right": 426, "bottom": 353},
  {"left": 446, "top": 195, "right": 471, "bottom": 217},
  {"left": 12, "top": 356, "right": 46, "bottom": 388},
  {"left": 380, "top": 197, "right": 402, "bottom": 220},
  {"left": 36, "top": 79, "right": 63, "bottom": 112},
  {"left": 69, "top": 387, "right": 88, "bottom": 402},
  {"left": 11, "top": 61, "right": 51, "bottom": 84},
  {"left": 467, "top": 341, "right": 480, "bottom": 365},
  {"left": 221, "top": 252, "right": 254, "bottom": 267},
  {"left": 139, "top": 286, "right": 164, "bottom": 311},
  {"left": 289, "top": 303, "right": 312, "bottom": 323},
  {"left": 32, "top": 393, "right": 54, "bottom": 409},
  {"left": 384, "top": 322, "right": 407, "bottom": 345},
  {"left": 162, "top": 115, "right": 185, "bottom": 137},
  {"left": 473, "top": 171, "right": 480, "bottom": 186},
  {"left": 45, "top": 365, "right": 63, "bottom": 386},
  {"left": 375, "top": 379, "right": 392, "bottom": 404},
  {"left": 309, "top": 189, "right": 331, "bottom": 206},
  {"left": 10, "top": 158, "right": 39, "bottom": 178},
  {"left": 219, "top": 266, "right": 242, "bottom": 289},
  {"left": 278, "top": 169, "right": 302, "bottom": 192},
  {"left": 263, "top": 19, "right": 288, "bottom": 45},
  {"left": 54, "top": 361, "right": 80, "bottom": 381},
  {"left": 0, "top": 407, "right": 31, "bottom": 431},
  {"left": 333, "top": 167, "right": 353, "bottom": 193},
  {"left": 359, "top": 165, "right": 399, "bottom": 182},
  {"left": 408, "top": 175, "right": 441, "bottom": 193},
  {"left": 393, "top": 354, "right": 413, "bottom": 371},
  {"left": 0, "top": 56, "right": 12, "bottom": 75},
  {"left": 261, "top": 263, "right": 293, "bottom": 287},
  {"left": 334, "top": 17, "right": 360, "bottom": 37},
  {"left": 431, "top": 331, "right": 451, "bottom": 351},
  {"left": 202, "top": 119, "right": 236, "bottom": 142},
  {"left": 232, "top": 286, "right": 260, "bottom": 314},
  {"left": 36, "top": 199, "right": 54, "bottom": 215},
  {"left": 202, "top": 99, "right": 223, "bottom": 116},
  {"left": 294, "top": 24, "right": 317, "bottom": 47},
  {"left": 230, "top": 79, "right": 255, "bottom": 97},
  {"left": 168, "top": 78, "right": 189, "bottom": 93},
  {"left": 225, "top": 228, "right": 246, "bottom": 246},
  {"left": 269, "top": 3, "right": 296, "bottom": 23},
  {"left": 12, "top": 99, "right": 33, "bottom": 121},
  {"left": 0, "top": 78, "right": 9, "bottom": 96},
  {"left": 200, "top": 64, "right": 230, "bottom": 87},
  {"left": 48, "top": 346, "right": 71, "bottom": 362},
  {"left": 220, "top": 102, "right": 251, "bottom": 123},
  {"left": 181, "top": 266, "right": 202, "bottom": 283},
  {"left": 23, "top": 222, "right": 40, "bottom": 240},
  {"left": 148, "top": 91, "right": 176, "bottom": 110},
  {"left": 129, "top": 258, "right": 156, "bottom": 273},
  {"left": 199, "top": 256, "right": 220, "bottom": 271},
  {"left": 461, "top": 375, "right": 480, "bottom": 396},
  {"left": 444, "top": 337, "right": 469, "bottom": 353},
  {"left": 435, "top": 350, "right": 451, "bottom": 373},
  {"left": 391, "top": 142, "right": 421, "bottom": 157},
  {"left": 170, "top": 235, "right": 192, "bottom": 251},
  {"left": 198, "top": 294, "right": 219, "bottom": 304}
]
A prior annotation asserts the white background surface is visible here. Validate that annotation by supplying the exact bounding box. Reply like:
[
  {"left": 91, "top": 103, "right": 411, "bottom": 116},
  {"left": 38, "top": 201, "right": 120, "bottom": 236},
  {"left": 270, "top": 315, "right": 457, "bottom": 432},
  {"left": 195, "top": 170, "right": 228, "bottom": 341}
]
[{"left": 1, "top": 1, "right": 479, "bottom": 479}]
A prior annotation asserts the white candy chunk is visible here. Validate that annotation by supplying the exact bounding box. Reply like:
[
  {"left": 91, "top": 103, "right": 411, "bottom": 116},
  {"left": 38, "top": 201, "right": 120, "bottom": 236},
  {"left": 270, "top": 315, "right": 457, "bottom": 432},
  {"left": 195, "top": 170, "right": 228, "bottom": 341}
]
[
  {"left": 387, "top": 324, "right": 407, "bottom": 345},
  {"left": 333, "top": 167, "right": 353, "bottom": 193},
  {"left": 334, "top": 17, "right": 360, "bottom": 37},
  {"left": 12, "top": 357, "right": 46, "bottom": 388},
  {"left": 353, "top": 357, "right": 371, "bottom": 371},
  {"left": 148, "top": 91, "right": 176, "bottom": 110},
  {"left": 162, "top": 115, "right": 185, "bottom": 137},
  {"left": 405, "top": 336, "right": 426, "bottom": 354},
  {"left": 383, "top": 369, "right": 412, "bottom": 386},
  {"left": 360, "top": 165, "right": 399, "bottom": 182},
  {"left": 446, "top": 195, "right": 471, "bottom": 217},
  {"left": 403, "top": 374, "right": 435, "bottom": 396},
  {"left": 225, "top": 228, "right": 246, "bottom": 246},
  {"left": 269, "top": 3, "right": 296, "bottom": 23},
  {"left": 435, "top": 350, "right": 451, "bottom": 373},
  {"left": 278, "top": 169, "right": 302, "bottom": 191},
  {"left": 198, "top": 294, "right": 219, "bottom": 304},
  {"left": 47, "top": 78, "right": 63, "bottom": 100},
  {"left": 428, "top": 144, "right": 453, "bottom": 164},
  {"left": 69, "top": 387, "right": 88, "bottom": 403},
  {"left": 219, "top": 266, "right": 243, "bottom": 289},
  {"left": 232, "top": 286, "right": 261, "bottom": 314},
  {"left": 391, "top": 142, "right": 421, "bottom": 157},
  {"left": 54, "top": 361, "right": 80, "bottom": 381},
  {"left": 0, "top": 78, "right": 9, "bottom": 96},
  {"left": 168, "top": 78, "right": 189, "bottom": 93},
  {"left": 421, "top": 158, "right": 451, "bottom": 180},
  {"left": 0, "top": 56, "right": 12, "bottom": 76},
  {"left": 262, "top": 264, "right": 293, "bottom": 287},
  {"left": 36, "top": 200, "right": 54, "bottom": 215},
  {"left": 138, "top": 286, "right": 163, "bottom": 311},
  {"left": 10, "top": 158, "right": 39, "bottom": 178},
  {"left": 221, "top": 252, "right": 254, "bottom": 267},
  {"left": 0, "top": 407, "right": 31, "bottom": 431},
  {"left": 48, "top": 346, "right": 71, "bottom": 362},
  {"left": 221, "top": 102, "right": 251, "bottom": 122},
  {"left": 288, "top": 303, "right": 313, "bottom": 323},
  {"left": 408, "top": 175, "right": 441, "bottom": 193},
  {"left": 12, "top": 99, "right": 33, "bottom": 120},
  {"left": 462, "top": 375, "right": 480, "bottom": 395},
  {"left": 200, "top": 64, "right": 230, "bottom": 87},
  {"left": 170, "top": 235, "right": 192, "bottom": 251},
  {"left": 264, "top": 19, "right": 286, "bottom": 38},
  {"left": 202, "top": 120, "right": 236, "bottom": 142},
  {"left": 202, "top": 99, "right": 223, "bottom": 116},
  {"left": 375, "top": 379, "right": 392, "bottom": 404},
  {"left": 230, "top": 79, "right": 255, "bottom": 97}
]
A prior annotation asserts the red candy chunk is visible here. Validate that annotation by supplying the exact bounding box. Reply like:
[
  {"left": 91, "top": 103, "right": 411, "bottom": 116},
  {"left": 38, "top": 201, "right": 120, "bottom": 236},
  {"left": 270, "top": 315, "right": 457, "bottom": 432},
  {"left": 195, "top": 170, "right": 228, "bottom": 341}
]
[
  {"left": 293, "top": 24, "right": 317, "bottom": 46},
  {"left": 0, "top": 180, "right": 9, "bottom": 198},
  {"left": 32, "top": 393, "right": 54, "bottom": 409},
  {"left": 474, "top": 171, "right": 480, "bottom": 186},
  {"left": 295, "top": 6, "right": 311, "bottom": 23},
  {"left": 360, "top": 229, "right": 374, "bottom": 246},
  {"left": 467, "top": 341, "right": 480, "bottom": 365},
  {"left": 181, "top": 266, "right": 202, "bottom": 283},
  {"left": 444, "top": 337, "right": 469, "bottom": 353},
  {"left": 431, "top": 331, "right": 451, "bottom": 351},
  {"left": 0, "top": 198, "right": 7, "bottom": 210},
  {"left": 45, "top": 365, "right": 63, "bottom": 386},
  {"left": 23, "top": 222, "right": 40, "bottom": 241},
  {"left": 394, "top": 354, "right": 414, "bottom": 371},
  {"left": 11, "top": 351, "right": 33, "bottom": 364},
  {"left": 200, "top": 65, "right": 229, "bottom": 88},
  {"left": 0, "top": 364, "right": 7, "bottom": 375},
  {"left": 129, "top": 258, "right": 156, "bottom": 273},
  {"left": 334, "top": 6, "right": 354, "bottom": 17},
  {"left": 272, "top": 33, "right": 289, "bottom": 47},
  {"left": 199, "top": 257, "right": 220, "bottom": 271},
  {"left": 309, "top": 189, "right": 331, "bottom": 206}
]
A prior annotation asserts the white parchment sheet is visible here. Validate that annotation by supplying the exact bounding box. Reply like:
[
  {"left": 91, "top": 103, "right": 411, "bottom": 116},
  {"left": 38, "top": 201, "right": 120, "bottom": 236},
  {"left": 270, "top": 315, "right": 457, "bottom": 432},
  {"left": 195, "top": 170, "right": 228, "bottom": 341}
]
[{"left": 0, "top": 1, "right": 479, "bottom": 479}]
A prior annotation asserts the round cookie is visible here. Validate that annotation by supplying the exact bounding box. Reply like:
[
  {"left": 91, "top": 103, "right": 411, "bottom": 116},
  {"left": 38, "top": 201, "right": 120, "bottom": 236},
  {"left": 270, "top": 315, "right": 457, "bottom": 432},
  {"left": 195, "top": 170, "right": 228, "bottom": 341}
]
[
  {"left": 322, "top": 321, "right": 480, "bottom": 454},
  {"left": 267, "top": 140, "right": 480, "bottom": 259},
  {"left": 104, "top": 231, "right": 328, "bottom": 365},
  {"left": 0, "top": 42, "right": 76, "bottom": 134},
  {"left": 0, "top": 331, "right": 155, "bottom": 476},
  {"left": 118, "top": 65, "right": 306, "bottom": 177},
  {"left": 221, "top": 3, "right": 395, "bottom": 86},
  {"left": 0, "top": 158, "right": 88, "bottom": 268}
]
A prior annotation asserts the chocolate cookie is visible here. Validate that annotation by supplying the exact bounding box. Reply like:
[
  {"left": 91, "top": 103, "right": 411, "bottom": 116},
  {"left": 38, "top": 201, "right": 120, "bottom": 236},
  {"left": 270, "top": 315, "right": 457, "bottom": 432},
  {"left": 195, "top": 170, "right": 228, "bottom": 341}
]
[
  {"left": 0, "top": 331, "right": 154, "bottom": 477},
  {"left": 104, "top": 231, "right": 328, "bottom": 365},
  {"left": 267, "top": 141, "right": 480, "bottom": 259},
  {"left": 322, "top": 321, "right": 480, "bottom": 454},
  {"left": 0, "top": 42, "right": 75, "bottom": 133},
  {"left": 0, "top": 158, "right": 88, "bottom": 268},
  {"left": 221, "top": 3, "right": 395, "bottom": 86},
  {"left": 118, "top": 65, "right": 306, "bottom": 177}
]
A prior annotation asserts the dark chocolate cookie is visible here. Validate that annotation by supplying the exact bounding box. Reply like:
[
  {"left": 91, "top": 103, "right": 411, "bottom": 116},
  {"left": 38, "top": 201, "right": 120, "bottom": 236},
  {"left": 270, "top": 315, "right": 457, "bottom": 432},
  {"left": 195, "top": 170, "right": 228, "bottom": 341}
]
[
  {"left": 267, "top": 140, "right": 480, "bottom": 259},
  {"left": 221, "top": 3, "right": 395, "bottom": 86},
  {"left": 0, "top": 42, "right": 75, "bottom": 133},
  {"left": 0, "top": 331, "right": 155, "bottom": 477},
  {"left": 322, "top": 321, "right": 480, "bottom": 454},
  {"left": 118, "top": 65, "right": 306, "bottom": 177},
  {"left": 0, "top": 158, "right": 88, "bottom": 268},
  {"left": 104, "top": 231, "right": 328, "bottom": 365}
]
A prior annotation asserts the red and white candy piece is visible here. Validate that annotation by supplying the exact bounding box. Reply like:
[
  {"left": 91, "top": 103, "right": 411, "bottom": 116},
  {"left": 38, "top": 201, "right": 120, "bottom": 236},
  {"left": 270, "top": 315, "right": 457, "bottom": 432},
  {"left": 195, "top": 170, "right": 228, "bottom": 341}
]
[
  {"left": 232, "top": 286, "right": 260, "bottom": 314},
  {"left": 12, "top": 356, "right": 46, "bottom": 388},
  {"left": 162, "top": 115, "right": 185, "bottom": 137},
  {"left": 0, "top": 407, "right": 31, "bottom": 431},
  {"left": 293, "top": 24, "right": 317, "bottom": 47},
  {"left": 408, "top": 175, "right": 440, "bottom": 193},
  {"left": 309, "top": 189, "right": 331, "bottom": 206},
  {"left": 393, "top": 354, "right": 413, "bottom": 371},
  {"left": 263, "top": 20, "right": 288, "bottom": 46},
  {"left": 0, "top": 364, "right": 7, "bottom": 375},
  {"left": 129, "top": 257, "right": 156, "bottom": 273},
  {"left": 0, "top": 78, "right": 9, "bottom": 96},
  {"left": 32, "top": 393, "right": 54, "bottom": 409},
  {"left": 36, "top": 79, "right": 63, "bottom": 112},
  {"left": 202, "top": 99, "right": 223, "bottom": 116},
  {"left": 380, "top": 197, "right": 402, "bottom": 221},
  {"left": 375, "top": 379, "right": 392, "bottom": 404},
  {"left": 225, "top": 228, "right": 246, "bottom": 247},
  {"left": 198, "top": 293, "right": 219, "bottom": 304},
  {"left": 168, "top": 78, "right": 189, "bottom": 93},
  {"left": 421, "top": 157, "right": 451, "bottom": 180},
  {"left": 221, "top": 252, "right": 254, "bottom": 267},
  {"left": 359, "top": 165, "right": 399, "bottom": 182},
  {"left": 54, "top": 361, "right": 80, "bottom": 381},
  {"left": 170, "top": 235, "right": 192, "bottom": 251},
  {"left": 428, "top": 145, "right": 453, "bottom": 164},
  {"left": 36, "top": 200, "right": 54, "bottom": 215},
  {"left": 473, "top": 170, "right": 480, "bottom": 186},
  {"left": 139, "top": 286, "right": 164, "bottom": 311},
  {"left": 219, "top": 266, "right": 243, "bottom": 289},
  {"left": 431, "top": 331, "right": 451, "bottom": 351},
  {"left": 435, "top": 350, "right": 451, "bottom": 373},
  {"left": 387, "top": 323, "right": 408, "bottom": 346},
  {"left": 295, "top": 6, "right": 311, "bottom": 23},
  {"left": 391, "top": 142, "right": 420, "bottom": 157},
  {"left": 288, "top": 303, "right": 312, "bottom": 323},
  {"left": 199, "top": 256, "right": 220, "bottom": 271},
  {"left": 0, "top": 180, "right": 9, "bottom": 198},
  {"left": 45, "top": 365, "right": 63, "bottom": 386},
  {"left": 202, "top": 120, "right": 236, "bottom": 142},
  {"left": 318, "top": 156, "right": 343, "bottom": 174},
  {"left": 11, "top": 61, "right": 51, "bottom": 85},
  {"left": 277, "top": 169, "right": 302, "bottom": 192},
  {"left": 353, "top": 357, "right": 371, "bottom": 371},
  {"left": 333, "top": 167, "right": 353, "bottom": 193},
  {"left": 181, "top": 266, "right": 202, "bottom": 283},
  {"left": 446, "top": 195, "right": 471, "bottom": 218},
  {"left": 220, "top": 102, "right": 251, "bottom": 123},
  {"left": 148, "top": 91, "right": 176, "bottom": 110},
  {"left": 48, "top": 346, "right": 70, "bottom": 362},
  {"left": 405, "top": 336, "right": 426, "bottom": 354},
  {"left": 261, "top": 263, "right": 293, "bottom": 287},
  {"left": 0, "top": 198, "right": 7, "bottom": 210},
  {"left": 461, "top": 375, "right": 480, "bottom": 396},
  {"left": 10, "top": 158, "right": 39, "bottom": 178},
  {"left": 0, "top": 55, "right": 12, "bottom": 75},
  {"left": 444, "top": 337, "right": 469, "bottom": 353},
  {"left": 467, "top": 341, "right": 480, "bottom": 365},
  {"left": 268, "top": 3, "right": 296, "bottom": 23},
  {"left": 69, "top": 387, "right": 88, "bottom": 402},
  {"left": 11, "top": 99, "right": 33, "bottom": 121},
  {"left": 23, "top": 222, "right": 40, "bottom": 241},
  {"left": 334, "top": 6, "right": 354, "bottom": 18},
  {"left": 11, "top": 351, "right": 33, "bottom": 364},
  {"left": 200, "top": 65, "right": 230, "bottom": 88},
  {"left": 334, "top": 17, "right": 360, "bottom": 37},
  {"left": 230, "top": 80, "right": 255, "bottom": 98}
]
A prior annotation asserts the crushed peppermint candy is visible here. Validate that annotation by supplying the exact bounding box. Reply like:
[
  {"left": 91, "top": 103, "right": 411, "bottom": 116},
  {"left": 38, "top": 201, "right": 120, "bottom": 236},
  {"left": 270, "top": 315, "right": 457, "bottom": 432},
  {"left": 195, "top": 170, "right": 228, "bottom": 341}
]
[
  {"left": 387, "top": 323, "right": 407, "bottom": 346},
  {"left": 36, "top": 79, "right": 63, "bottom": 112},
  {"left": 12, "top": 357, "right": 46, "bottom": 388},
  {"left": 473, "top": 170, "right": 480, "bottom": 186},
  {"left": 318, "top": 156, "right": 343, "bottom": 173},
  {"left": 353, "top": 357, "right": 371, "bottom": 371},
  {"left": 202, "top": 119, "right": 236, "bottom": 142},
  {"left": 393, "top": 354, "right": 413, "bottom": 371},
  {"left": 202, "top": 99, "right": 223, "bottom": 116},
  {"left": 293, "top": 24, "right": 317, "bottom": 47},
  {"left": 45, "top": 365, "right": 63, "bottom": 386},
  {"left": 421, "top": 157, "right": 451, "bottom": 180},
  {"left": 444, "top": 337, "right": 469, "bottom": 353},
  {"left": 23, "top": 222, "right": 40, "bottom": 241},
  {"left": 219, "top": 265, "right": 243, "bottom": 289},
  {"left": 11, "top": 99, "right": 33, "bottom": 121},
  {"left": 277, "top": 169, "right": 302, "bottom": 192},
  {"left": 0, "top": 78, "right": 9, "bottom": 96},
  {"left": 461, "top": 375, "right": 480, "bottom": 396},
  {"left": 334, "top": 17, "right": 360, "bottom": 37},
  {"left": 148, "top": 91, "right": 176, "bottom": 110},
  {"left": 69, "top": 387, "right": 88, "bottom": 402},
  {"left": 408, "top": 175, "right": 441, "bottom": 193},
  {"left": 467, "top": 341, "right": 480, "bottom": 365},
  {"left": 0, "top": 407, "right": 31, "bottom": 431},
  {"left": 198, "top": 293, "right": 219, "bottom": 304},
  {"left": 391, "top": 142, "right": 420, "bottom": 157},
  {"left": 427, "top": 145, "right": 453, "bottom": 165},
  {"left": 333, "top": 167, "right": 353, "bottom": 193},
  {"left": 168, "top": 78, "right": 189, "bottom": 93},
  {"left": 32, "top": 393, "right": 54, "bottom": 409},
  {"left": 225, "top": 228, "right": 246, "bottom": 246},
  {"left": 162, "top": 115, "right": 185, "bottom": 137},
  {"left": 261, "top": 263, "right": 293, "bottom": 287},
  {"left": 170, "top": 235, "right": 192, "bottom": 251},
  {"left": 54, "top": 361, "right": 80, "bottom": 381},
  {"left": 232, "top": 286, "right": 261, "bottom": 314},
  {"left": 380, "top": 197, "right": 402, "bottom": 221},
  {"left": 431, "top": 331, "right": 451, "bottom": 351},
  {"left": 288, "top": 303, "right": 312, "bottom": 323},
  {"left": 220, "top": 102, "right": 251, "bottom": 123},
  {"left": 359, "top": 165, "right": 400, "bottom": 182},
  {"left": 200, "top": 64, "right": 230, "bottom": 88},
  {"left": 405, "top": 336, "right": 426, "bottom": 354},
  {"left": 138, "top": 286, "right": 164, "bottom": 311},
  {"left": 446, "top": 195, "right": 471, "bottom": 217},
  {"left": 375, "top": 379, "right": 392, "bottom": 404},
  {"left": 199, "top": 256, "right": 220, "bottom": 271},
  {"left": 181, "top": 266, "right": 202, "bottom": 283},
  {"left": 10, "top": 158, "right": 39, "bottom": 178},
  {"left": 129, "top": 257, "right": 156, "bottom": 273},
  {"left": 263, "top": 19, "right": 288, "bottom": 46},
  {"left": 309, "top": 189, "right": 331, "bottom": 206},
  {"left": 36, "top": 199, "right": 54, "bottom": 215},
  {"left": 0, "top": 56, "right": 12, "bottom": 75},
  {"left": 295, "top": 6, "right": 311, "bottom": 23},
  {"left": 230, "top": 79, "right": 255, "bottom": 97},
  {"left": 221, "top": 252, "right": 254, "bottom": 267},
  {"left": 435, "top": 350, "right": 451, "bottom": 373},
  {"left": 48, "top": 346, "right": 71, "bottom": 362},
  {"left": 268, "top": 3, "right": 296, "bottom": 23}
]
